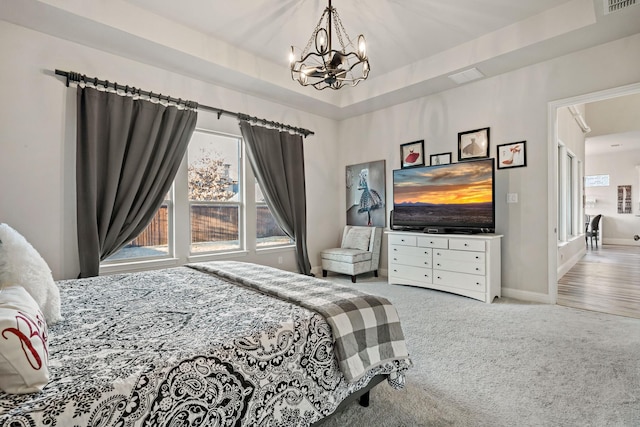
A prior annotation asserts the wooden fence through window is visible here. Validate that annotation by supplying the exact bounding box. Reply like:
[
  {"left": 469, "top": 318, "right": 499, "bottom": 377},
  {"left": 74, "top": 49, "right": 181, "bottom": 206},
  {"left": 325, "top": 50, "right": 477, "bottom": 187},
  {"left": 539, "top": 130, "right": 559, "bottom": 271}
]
[{"left": 130, "top": 204, "right": 286, "bottom": 247}]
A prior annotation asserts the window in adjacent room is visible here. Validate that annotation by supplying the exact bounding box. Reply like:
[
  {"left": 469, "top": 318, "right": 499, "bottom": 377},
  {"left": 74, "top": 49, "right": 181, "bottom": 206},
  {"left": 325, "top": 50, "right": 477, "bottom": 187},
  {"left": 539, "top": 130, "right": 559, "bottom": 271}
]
[{"left": 557, "top": 142, "right": 582, "bottom": 242}]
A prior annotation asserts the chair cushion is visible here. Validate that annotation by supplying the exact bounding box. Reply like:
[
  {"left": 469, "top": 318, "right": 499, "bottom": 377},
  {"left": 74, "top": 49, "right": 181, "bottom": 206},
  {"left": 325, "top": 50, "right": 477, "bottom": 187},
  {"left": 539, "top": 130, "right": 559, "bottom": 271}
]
[
  {"left": 321, "top": 248, "right": 372, "bottom": 263},
  {"left": 342, "top": 227, "right": 372, "bottom": 251}
]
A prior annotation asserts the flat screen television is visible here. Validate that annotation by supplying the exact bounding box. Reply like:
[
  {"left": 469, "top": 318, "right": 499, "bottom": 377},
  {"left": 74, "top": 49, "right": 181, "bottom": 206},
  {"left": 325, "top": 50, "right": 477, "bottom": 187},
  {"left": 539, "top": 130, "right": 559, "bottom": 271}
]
[{"left": 392, "top": 158, "right": 495, "bottom": 234}]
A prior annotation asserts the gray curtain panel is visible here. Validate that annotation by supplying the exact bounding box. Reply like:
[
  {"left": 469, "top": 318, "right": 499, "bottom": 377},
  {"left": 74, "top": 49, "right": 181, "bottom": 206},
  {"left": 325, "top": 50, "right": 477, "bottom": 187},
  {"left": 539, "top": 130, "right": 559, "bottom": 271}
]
[
  {"left": 76, "top": 86, "right": 197, "bottom": 277},
  {"left": 239, "top": 121, "right": 312, "bottom": 275}
]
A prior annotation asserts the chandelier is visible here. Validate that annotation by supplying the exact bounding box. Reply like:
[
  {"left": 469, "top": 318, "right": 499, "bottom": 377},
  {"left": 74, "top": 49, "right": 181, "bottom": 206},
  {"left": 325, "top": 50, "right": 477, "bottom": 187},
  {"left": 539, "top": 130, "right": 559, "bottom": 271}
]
[{"left": 289, "top": 0, "right": 369, "bottom": 90}]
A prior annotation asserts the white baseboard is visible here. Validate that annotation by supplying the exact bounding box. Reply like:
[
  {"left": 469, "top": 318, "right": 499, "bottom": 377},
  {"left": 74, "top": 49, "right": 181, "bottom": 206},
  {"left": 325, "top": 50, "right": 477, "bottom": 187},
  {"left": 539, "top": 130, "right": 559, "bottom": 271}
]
[
  {"left": 501, "top": 288, "right": 553, "bottom": 304},
  {"left": 557, "top": 248, "right": 585, "bottom": 278},
  {"left": 603, "top": 238, "right": 640, "bottom": 246}
]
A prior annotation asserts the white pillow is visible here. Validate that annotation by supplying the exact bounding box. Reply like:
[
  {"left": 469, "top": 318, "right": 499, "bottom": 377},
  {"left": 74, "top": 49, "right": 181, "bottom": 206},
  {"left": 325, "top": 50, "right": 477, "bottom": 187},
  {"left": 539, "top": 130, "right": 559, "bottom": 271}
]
[
  {"left": 0, "top": 285, "right": 50, "bottom": 394},
  {"left": 343, "top": 227, "right": 372, "bottom": 251},
  {"left": 0, "top": 224, "right": 62, "bottom": 325}
]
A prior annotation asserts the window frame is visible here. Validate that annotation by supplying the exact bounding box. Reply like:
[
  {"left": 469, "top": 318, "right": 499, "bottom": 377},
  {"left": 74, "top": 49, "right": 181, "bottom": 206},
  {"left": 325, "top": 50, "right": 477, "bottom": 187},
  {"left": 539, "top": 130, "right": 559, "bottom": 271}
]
[{"left": 100, "top": 127, "right": 294, "bottom": 274}]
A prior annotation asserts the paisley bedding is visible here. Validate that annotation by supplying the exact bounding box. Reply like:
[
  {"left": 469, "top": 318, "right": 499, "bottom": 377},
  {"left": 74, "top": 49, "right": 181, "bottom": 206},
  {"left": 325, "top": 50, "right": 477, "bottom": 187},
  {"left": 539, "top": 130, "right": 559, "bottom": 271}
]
[{"left": 0, "top": 263, "right": 411, "bottom": 426}]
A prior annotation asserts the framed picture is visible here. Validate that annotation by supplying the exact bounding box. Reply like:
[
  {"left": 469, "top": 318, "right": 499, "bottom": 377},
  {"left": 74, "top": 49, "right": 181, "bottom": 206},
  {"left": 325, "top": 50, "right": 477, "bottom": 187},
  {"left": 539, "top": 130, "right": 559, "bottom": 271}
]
[
  {"left": 400, "top": 140, "right": 425, "bottom": 168},
  {"left": 430, "top": 152, "right": 452, "bottom": 166},
  {"left": 458, "top": 127, "right": 490, "bottom": 161},
  {"left": 345, "top": 160, "right": 386, "bottom": 227},
  {"left": 497, "top": 141, "right": 527, "bottom": 169}
]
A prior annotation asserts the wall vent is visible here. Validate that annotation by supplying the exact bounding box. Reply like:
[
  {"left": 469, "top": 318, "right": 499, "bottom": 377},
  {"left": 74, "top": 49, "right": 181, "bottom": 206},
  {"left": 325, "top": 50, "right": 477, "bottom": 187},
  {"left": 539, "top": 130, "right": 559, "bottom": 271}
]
[{"left": 604, "top": 0, "right": 637, "bottom": 14}]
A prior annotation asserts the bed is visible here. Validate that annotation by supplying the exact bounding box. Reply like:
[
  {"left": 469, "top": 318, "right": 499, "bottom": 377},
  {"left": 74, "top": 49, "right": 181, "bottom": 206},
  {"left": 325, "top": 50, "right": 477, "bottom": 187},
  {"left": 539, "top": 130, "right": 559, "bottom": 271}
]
[{"left": 0, "top": 260, "right": 411, "bottom": 426}]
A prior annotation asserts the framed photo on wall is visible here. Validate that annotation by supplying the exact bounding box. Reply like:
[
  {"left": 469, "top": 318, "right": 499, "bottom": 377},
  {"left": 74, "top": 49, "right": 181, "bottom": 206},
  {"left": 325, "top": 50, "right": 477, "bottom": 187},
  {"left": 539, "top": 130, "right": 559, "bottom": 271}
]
[
  {"left": 430, "top": 152, "right": 452, "bottom": 166},
  {"left": 497, "top": 141, "right": 527, "bottom": 169},
  {"left": 400, "top": 140, "right": 425, "bottom": 169},
  {"left": 458, "top": 127, "right": 490, "bottom": 161}
]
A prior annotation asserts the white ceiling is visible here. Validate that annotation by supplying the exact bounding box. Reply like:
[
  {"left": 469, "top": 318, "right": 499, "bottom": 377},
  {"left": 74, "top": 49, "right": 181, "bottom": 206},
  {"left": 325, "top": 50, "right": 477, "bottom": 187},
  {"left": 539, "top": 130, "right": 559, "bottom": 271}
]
[
  {"left": 585, "top": 131, "right": 640, "bottom": 155},
  {"left": 2, "top": 0, "right": 640, "bottom": 119}
]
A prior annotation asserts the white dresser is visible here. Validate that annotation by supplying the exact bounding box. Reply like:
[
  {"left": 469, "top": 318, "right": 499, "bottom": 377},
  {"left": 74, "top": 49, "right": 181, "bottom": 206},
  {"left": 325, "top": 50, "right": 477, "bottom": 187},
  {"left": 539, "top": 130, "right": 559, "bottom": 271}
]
[{"left": 386, "top": 231, "right": 502, "bottom": 303}]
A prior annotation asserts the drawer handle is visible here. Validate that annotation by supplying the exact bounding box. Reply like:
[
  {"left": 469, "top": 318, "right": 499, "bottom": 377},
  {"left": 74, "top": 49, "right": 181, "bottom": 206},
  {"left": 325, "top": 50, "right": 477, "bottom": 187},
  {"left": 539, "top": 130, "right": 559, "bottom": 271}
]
[
  {"left": 476, "top": 282, "right": 481, "bottom": 286},
  {"left": 437, "top": 276, "right": 442, "bottom": 280},
  {"left": 475, "top": 267, "right": 480, "bottom": 271},
  {"left": 394, "top": 248, "right": 398, "bottom": 251},
  {"left": 464, "top": 243, "right": 468, "bottom": 246},
  {"left": 475, "top": 256, "right": 479, "bottom": 259},
  {"left": 436, "top": 263, "right": 441, "bottom": 267}
]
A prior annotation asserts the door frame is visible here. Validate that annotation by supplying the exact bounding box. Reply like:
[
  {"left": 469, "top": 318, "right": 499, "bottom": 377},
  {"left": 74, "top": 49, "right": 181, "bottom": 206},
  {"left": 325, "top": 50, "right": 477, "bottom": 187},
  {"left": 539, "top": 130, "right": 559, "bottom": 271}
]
[{"left": 547, "top": 82, "right": 640, "bottom": 302}]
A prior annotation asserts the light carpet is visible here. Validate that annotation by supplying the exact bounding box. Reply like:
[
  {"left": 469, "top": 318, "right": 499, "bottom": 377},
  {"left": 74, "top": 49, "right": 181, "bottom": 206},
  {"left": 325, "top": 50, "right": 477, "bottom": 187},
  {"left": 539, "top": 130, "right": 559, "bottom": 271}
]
[{"left": 317, "top": 274, "right": 640, "bottom": 427}]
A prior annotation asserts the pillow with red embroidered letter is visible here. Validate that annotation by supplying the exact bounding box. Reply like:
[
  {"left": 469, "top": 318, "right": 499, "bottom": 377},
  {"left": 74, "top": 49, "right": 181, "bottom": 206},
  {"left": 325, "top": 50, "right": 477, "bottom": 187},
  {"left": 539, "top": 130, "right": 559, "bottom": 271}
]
[{"left": 0, "top": 285, "right": 49, "bottom": 394}]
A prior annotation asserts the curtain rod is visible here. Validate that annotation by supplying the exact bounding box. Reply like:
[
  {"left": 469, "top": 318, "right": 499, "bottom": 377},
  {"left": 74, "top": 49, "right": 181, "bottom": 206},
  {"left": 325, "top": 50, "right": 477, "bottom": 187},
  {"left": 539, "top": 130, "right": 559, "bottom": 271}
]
[{"left": 54, "top": 69, "right": 314, "bottom": 138}]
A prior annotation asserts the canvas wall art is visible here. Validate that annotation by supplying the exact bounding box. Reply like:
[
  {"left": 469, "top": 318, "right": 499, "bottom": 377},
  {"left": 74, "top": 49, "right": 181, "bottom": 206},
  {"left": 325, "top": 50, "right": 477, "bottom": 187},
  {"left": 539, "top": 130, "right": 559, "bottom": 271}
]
[
  {"left": 618, "top": 185, "right": 631, "bottom": 214},
  {"left": 345, "top": 160, "right": 386, "bottom": 226}
]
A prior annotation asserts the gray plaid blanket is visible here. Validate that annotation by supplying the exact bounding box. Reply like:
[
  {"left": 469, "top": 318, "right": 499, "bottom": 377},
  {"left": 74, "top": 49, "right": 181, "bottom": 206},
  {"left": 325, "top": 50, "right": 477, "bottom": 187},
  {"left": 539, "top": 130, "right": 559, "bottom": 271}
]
[{"left": 187, "top": 261, "right": 411, "bottom": 383}]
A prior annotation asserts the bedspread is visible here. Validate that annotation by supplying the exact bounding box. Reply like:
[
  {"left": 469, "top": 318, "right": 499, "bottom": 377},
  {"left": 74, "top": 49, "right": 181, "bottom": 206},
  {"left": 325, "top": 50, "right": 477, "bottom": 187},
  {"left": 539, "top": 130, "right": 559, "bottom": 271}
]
[
  {"left": 0, "top": 265, "right": 411, "bottom": 426},
  {"left": 188, "top": 261, "right": 411, "bottom": 383}
]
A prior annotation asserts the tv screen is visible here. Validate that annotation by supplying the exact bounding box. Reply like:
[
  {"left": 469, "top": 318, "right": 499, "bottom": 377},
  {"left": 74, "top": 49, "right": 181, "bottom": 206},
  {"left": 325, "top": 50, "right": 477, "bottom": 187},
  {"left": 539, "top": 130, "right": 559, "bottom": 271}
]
[{"left": 392, "top": 158, "right": 495, "bottom": 233}]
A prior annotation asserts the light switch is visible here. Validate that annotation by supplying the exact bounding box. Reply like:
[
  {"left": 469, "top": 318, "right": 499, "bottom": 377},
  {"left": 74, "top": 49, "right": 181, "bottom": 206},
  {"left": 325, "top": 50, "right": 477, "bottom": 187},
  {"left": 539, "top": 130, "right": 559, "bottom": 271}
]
[{"left": 507, "top": 193, "right": 518, "bottom": 203}]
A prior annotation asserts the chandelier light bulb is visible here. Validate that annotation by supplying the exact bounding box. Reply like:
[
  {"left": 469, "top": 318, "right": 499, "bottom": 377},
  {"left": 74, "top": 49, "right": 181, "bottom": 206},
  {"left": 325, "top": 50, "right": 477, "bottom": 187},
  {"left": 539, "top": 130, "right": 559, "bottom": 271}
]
[
  {"left": 289, "top": 47, "right": 296, "bottom": 65},
  {"left": 358, "top": 35, "right": 366, "bottom": 59},
  {"left": 315, "top": 28, "right": 328, "bottom": 54}
]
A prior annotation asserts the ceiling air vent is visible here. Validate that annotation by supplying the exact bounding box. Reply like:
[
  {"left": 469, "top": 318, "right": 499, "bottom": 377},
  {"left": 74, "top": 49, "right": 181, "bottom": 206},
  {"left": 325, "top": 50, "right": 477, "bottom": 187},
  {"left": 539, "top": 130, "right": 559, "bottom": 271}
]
[{"left": 604, "top": 0, "right": 637, "bottom": 14}]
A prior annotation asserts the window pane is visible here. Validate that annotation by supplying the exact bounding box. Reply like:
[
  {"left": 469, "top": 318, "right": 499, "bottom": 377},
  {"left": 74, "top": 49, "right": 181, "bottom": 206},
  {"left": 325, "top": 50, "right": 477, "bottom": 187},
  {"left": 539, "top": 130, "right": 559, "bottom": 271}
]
[
  {"left": 189, "top": 131, "right": 241, "bottom": 253},
  {"left": 255, "top": 182, "right": 292, "bottom": 248},
  {"left": 106, "top": 202, "right": 170, "bottom": 261}
]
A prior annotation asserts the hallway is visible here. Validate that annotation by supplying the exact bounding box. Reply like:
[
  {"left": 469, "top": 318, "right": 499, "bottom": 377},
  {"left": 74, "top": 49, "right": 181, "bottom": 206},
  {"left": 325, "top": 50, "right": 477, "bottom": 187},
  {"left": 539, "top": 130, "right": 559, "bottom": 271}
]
[{"left": 558, "top": 244, "right": 640, "bottom": 319}]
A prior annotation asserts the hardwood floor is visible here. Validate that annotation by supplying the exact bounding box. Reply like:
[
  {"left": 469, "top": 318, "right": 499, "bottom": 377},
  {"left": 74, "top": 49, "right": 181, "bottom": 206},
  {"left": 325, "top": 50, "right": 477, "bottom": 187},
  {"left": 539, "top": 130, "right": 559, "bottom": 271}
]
[{"left": 557, "top": 244, "right": 640, "bottom": 319}]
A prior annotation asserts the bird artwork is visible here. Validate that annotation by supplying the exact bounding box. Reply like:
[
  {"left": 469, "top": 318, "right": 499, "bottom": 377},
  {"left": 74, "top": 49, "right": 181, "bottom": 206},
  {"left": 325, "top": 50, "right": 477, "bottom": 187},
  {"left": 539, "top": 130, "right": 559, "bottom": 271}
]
[{"left": 405, "top": 149, "right": 420, "bottom": 164}]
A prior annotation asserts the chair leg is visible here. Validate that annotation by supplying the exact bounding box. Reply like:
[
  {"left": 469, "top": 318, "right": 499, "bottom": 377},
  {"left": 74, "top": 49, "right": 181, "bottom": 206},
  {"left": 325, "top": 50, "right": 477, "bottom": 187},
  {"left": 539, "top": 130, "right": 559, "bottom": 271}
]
[
  {"left": 351, "top": 275, "right": 356, "bottom": 283},
  {"left": 374, "top": 270, "right": 378, "bottom": 277},
  {"left": 322, "top": 270, "right": 327, "bottom": 277}
]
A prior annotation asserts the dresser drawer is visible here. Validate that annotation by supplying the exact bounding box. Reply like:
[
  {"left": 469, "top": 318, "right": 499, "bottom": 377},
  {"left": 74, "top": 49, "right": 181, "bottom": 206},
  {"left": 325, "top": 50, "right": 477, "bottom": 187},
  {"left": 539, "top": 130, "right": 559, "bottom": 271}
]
[
  {"left": 390, "top": 244, "right": 432, "bottom": 257},
  {"left": 389, "top": 245, "right": 432, "bottom": 268},
  {"left": 448, "top": 238, "right": 485, "bottom": 252},
  {"left": 390, "top": 252, "right": 432, "bottom": 268},
  {"left": 417, "top": 236, "right": 449, "bottom": 249},
  {"left": 433, "top": 259, "right": 485, "bottom": 275},
  {"left": 433, "top": 270, "right": 485, "bottom": 292},
  {"left": 388, "top": 234, "right": 417, "bottom": 246},
  {"left": 433, "top": 249, "right": 485, "bottom": 263},
  {"left": 389, "top": 263, "right": 432, "bottom": 283}
]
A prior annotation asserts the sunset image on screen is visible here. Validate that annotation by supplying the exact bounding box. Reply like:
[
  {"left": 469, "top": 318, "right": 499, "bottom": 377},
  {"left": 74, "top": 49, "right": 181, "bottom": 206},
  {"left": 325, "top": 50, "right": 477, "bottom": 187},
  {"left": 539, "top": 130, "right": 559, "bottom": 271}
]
[
  {"left": 394, "top": 161, "right": 493, "bottom": 206},
  {"left": 392, "top": 159, "right": 494, "bottom": 229}
]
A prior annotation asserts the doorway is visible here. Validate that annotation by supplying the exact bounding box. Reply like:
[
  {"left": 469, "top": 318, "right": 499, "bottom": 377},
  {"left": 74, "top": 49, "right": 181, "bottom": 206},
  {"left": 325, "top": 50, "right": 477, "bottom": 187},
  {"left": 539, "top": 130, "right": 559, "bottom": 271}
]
[{"left": 548, "top": 82, "right": 640, "bottom": 315}]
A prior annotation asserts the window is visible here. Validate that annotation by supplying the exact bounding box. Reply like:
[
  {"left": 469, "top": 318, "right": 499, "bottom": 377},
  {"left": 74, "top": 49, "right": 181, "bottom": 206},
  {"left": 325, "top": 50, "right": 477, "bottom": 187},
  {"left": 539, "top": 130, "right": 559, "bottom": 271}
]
[
  {"left": 557, "top": 142, "right": 582, "bottom": 242},
  {"left": 105, "top": 198, "right": 172, "bottom": 262},
  {"left": 102, "top": 128, "right": 293, "bottom": 270},
  {"left": 255, "top": 182, "right": 292, "bottom": 248},
  {"left": 188, "top": 131, "right": 241, "bottom": 254},
  {"left": 585, "top": 174, "right": 610, "bottom": 187}
]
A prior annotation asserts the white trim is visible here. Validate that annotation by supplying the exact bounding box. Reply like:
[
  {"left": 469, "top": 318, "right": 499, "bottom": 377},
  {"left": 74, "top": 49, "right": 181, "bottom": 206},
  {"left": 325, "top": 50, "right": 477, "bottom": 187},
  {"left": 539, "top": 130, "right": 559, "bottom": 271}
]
[
  {"left": 557, "top": 245, "right": 586, "bottom": 278},
  {"left": 502, "top": 288, "right": 553, "bottom": 304},
  {"left": 99, "top": 257, "right": 181, "bottom": 275}
]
